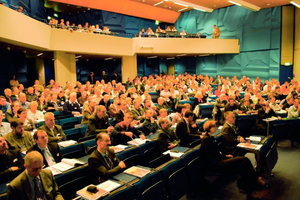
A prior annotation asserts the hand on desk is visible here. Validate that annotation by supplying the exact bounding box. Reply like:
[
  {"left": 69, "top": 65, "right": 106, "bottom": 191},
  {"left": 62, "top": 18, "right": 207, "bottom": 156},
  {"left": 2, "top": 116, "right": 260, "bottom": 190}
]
[{"left": 118, "top": 161, "right": 126, "bottom": 169}]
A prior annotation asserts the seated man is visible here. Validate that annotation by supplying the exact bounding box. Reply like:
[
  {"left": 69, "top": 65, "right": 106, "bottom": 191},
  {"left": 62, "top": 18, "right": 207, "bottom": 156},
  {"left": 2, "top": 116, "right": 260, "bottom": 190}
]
[
  {"left": 0, "top": 95, "right": 10, "bottom": 113},
  {"left": 287, "top": 98, "right": 300, "bottom": 119},
  {"left": 224, "top": 98, "right": 242, "bottom": 114},
  {"left": 88, "top": 133, "right": 126, "bottom": 184},
  {"left": 27, "top": 130, "right": 63, "bottom": 168},
  {"left": 39, "top": 112, "right": 66, "bottom": 144},
  {"left": 63, "top": 92, "right": 81, "bottom": 116},
  {"left": 85, "top": 105, "right": 114, "bottom": 137},
  {"left": 255, "top": 102, "right": 280, "bottom": 135},
  {"left": 156, "top": 97, "right": 168, "bottom": 112},
  {"left": 115, "top": 100, "right": 129, "bottom": 123},
  {"left": 5, "top": 101, "right": 21, "bottom": 123},
  {"left": 111, "top": 112, "right": 145, "bottom": 145},
  {"left": 220, "top": 111, "right": 245, "bottom": 156},
  {"left": 239, "top": 99, "right": 255, "bottom": 114},
  {"left": 131, "top": 99, "right": 145, "bottom": 122},
  {"left": 141, "top": 110, "right": 159, "bottom": 136},
  {"left": 0, "top": 110, "right": 12, "bottom": 137},
  {"left": 0, "top": 136, "right": 24, "bottom": 193},
  {"left": 157, "top": 118, "right": 179, "bottom": 152},
  {"left": 81, "top": 97, "right": 97, "bottom": 124},
  {"left": 18, "top": 93, "right": 30, "bottom": 109},
  {"left": 176, "top": 111, "right": 201, "bottom": 147},
  {"left": 7, "top": 151, "right": 64, "bottom": 200},
  {"left": 4, "top": 119, "right": 34, "bottom": 153}
]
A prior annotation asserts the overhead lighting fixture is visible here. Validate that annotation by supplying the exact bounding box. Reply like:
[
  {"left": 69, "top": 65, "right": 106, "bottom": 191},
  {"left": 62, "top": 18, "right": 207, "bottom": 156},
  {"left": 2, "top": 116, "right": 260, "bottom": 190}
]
[
  {"left": 104, "top": 57, "right": 113, "bottom": 60},
  {"left": 37, "top": 53, "right": 43, "bottom": 57},
  {"left": 178, "top": 7, "right": 188, "bottom": 12},
  {"left": 176, "top": 54, "right": 187, "bottom": 57},
  {"left": 173, "top": 2, "right": 188, "bottom": 7},
  {"left": 228, "top": 0, "right": 260, "bottom": 11},
  {"left": 166, "top": 57, "right": 175, "bottom": 60},
  {"left": 154, "top": 0, "right": 165, "bottom": 6},
  {"left": 148, "top": 56, "right": 158, "bottom": 59},
  {"left": 170, "top": 0, "right": 213, "bottom": 12},
  {"left": 75, "top": 55, "right": 82, "bottom": 58},
  {"left": 228, "top": 0, "right": 241, "bottom": 6},
  {"left": 290, "top": 1, "right": 300, "bottom": 8}
]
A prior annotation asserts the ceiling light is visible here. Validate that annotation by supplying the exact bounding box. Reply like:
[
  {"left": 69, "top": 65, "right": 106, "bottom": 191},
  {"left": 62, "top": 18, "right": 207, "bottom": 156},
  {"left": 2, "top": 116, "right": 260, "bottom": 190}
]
[
  {"left": 290, "top": 1, "right": 300, "bottom": 8},
  {"left": 176, "top": 54, "right": 187, "bottom": 57},
  {"left": 173, "top": 2, "right": 188, "bottom": 7},
  {"left": 166, "top": 57, "right": 175, "bottom": 60},
  {"left": 37, "top": 53, "right": 43, "bottom": 56},
  {"left": 104, "top": 57, "right": 113, "bottom": 60},
  {"left": 148, "top": 56, "right": 158, "bottom": 59},
  {"left": 170, "top": 0, "right": 213, "bottom": 12},
  {"left": 154, "top": 0, "right": 165, "bottom": 6},
  {"left": 75, "top": 55, "right": 82, "bottom": 58},
  {"left": 228, "top": 0, "right": 260, "bottom": 11},
  {"left": 178, "top": 7, "right": 188, "bottom": 12},
  {"left": 228, "top": 0, "right": 241, "bottom": 6}
]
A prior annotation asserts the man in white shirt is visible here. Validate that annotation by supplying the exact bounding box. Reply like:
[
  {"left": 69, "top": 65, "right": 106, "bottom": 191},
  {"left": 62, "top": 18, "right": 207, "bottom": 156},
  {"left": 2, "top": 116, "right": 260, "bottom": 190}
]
[
  {"left": 0, "top": 110, "right": 11, "bottom": 137},
  {"left": 287, "top": 98, "right": 300, "bottom": 119}
]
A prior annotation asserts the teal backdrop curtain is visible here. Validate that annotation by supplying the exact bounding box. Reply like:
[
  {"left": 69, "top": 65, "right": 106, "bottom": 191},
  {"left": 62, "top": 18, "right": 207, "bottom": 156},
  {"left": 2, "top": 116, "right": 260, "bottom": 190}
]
[{"left": 175, "top": 6, "right": 281, "bottom": 80}]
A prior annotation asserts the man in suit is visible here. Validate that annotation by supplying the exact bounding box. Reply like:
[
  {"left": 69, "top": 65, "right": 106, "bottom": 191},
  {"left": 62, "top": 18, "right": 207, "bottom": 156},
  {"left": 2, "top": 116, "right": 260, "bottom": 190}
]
[
  {"left": 6, "top": 150, "right": 64, "bottom": 200},
  {"left": 0, "top": 136, "right": 24, "bottom": 193},
  {"left": 39, "top": 112, "right": 66, "bottom": 144},
  {"left": 63, "top": 92, "right": 81, "bottom": 116},
  {"left": 131, "top": 99, "right": 145, "bottom": 121},
  {"left": 157, "top": 118, "right": 179, "bottom": 152},
  {"left": 176, "top": 111, "right": 200, "bottom": 147},
  {"left": 4, "top": 119, "right": 34, "bottom": 153},
  {"left": 85, "top": 105, "right": 114, "bottom": 137},
  {"left": 220, "top": 111, "right": 245, "bottom": 156},
  {"left": 115, "top": 100, "right": 129, "bottom": 123},
  {"left": 27, "top": 130, "right": 63, "bottom": 168},
  {"left": 88, "top": 133, "right": 126, "bottom": 184},
  {"left": 111, "top": 112, "right": 145, "bottom": 145}
]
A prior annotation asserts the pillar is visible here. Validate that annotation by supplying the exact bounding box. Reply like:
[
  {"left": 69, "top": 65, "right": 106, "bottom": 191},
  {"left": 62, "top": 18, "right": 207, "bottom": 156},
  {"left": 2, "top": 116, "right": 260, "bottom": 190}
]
[
  {"left": 54, "top": 51, "right": 76, "bottom": 86},
  {"left": 122, "top": 54, "right": 137, "bottom": 83}
]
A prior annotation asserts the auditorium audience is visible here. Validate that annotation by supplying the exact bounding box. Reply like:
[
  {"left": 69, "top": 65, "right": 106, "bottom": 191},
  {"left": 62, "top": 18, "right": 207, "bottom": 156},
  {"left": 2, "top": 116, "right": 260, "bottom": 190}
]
[{"left": 1, "top": 71, "right": 299, "bottom": 198}]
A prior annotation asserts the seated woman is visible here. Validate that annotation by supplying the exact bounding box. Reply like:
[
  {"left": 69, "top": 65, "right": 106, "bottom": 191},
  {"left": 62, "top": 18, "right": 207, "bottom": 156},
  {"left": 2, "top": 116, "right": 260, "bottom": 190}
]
[
  {"left": 27, "top": 101, "right": 44, "bottom": 123},
  {"left": 201, "top": 120, "right": 267, "bottom": 198}
]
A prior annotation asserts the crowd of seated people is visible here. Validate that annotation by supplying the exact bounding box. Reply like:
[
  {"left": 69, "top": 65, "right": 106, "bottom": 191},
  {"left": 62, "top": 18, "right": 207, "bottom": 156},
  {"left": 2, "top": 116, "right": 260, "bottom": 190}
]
[
  {"left": 0, "top": 71, "right": 299, "bottom": 198},
  {"left": 138, "top": 25, "right": 204, "bottom": 38},
  {"left": 48, "top": 18, "right": 112, "bottom": 35}
]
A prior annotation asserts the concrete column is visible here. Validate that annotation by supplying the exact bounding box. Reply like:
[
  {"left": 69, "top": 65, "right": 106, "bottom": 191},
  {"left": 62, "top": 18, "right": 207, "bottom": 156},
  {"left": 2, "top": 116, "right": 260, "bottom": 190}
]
[
  {"left": 54, "top": 51, "right": 76, "bottom": 86},
  {"left": 294, "top": 8, "right": 300, "bottom": 82},
  {"left": 122, "top": 54, "right": 137, "bottom": 83},
  {"left": 35, "top": 58, "right": 45, "bottom": 85}
]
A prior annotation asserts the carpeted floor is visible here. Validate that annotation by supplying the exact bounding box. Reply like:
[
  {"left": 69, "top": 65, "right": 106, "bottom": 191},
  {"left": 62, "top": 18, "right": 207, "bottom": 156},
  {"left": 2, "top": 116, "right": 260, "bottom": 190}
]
[{"left": 183, "top": 140, "right": 300, "bottom": 200}]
